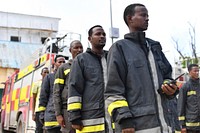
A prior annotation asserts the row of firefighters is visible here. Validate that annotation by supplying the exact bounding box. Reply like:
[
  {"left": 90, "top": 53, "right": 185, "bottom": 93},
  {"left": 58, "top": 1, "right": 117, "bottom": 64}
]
[{"left": 32, "top": 27, "right": 199, "bottom": 133}]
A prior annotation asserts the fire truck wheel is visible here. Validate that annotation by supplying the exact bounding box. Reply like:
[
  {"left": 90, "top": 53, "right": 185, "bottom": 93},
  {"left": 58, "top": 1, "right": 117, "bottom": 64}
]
[
  {"left": 0, "top": 121, "right": 3, "bottom": 133},
  {"left": 16, "top": 114, "right": 25, "bottom": 133}
]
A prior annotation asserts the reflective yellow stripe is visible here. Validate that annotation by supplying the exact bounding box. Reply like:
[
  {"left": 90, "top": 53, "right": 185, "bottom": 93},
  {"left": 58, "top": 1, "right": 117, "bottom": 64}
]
[
  {"left": 175, "top": 131, "right": 181, "bottom": 133},
  {"left": 38, "top": 106, "right": 46, "bottom": 111},
  {"left": 76, "top": 124, "right": 104, "bottom": 133},
  {"left": 186, "top": 122, "right": 200, "bottom": 126},
  {"left": 64, "top": 69, "right": 70, "bottom": 75},
  {"left": 178, "top": 116, "right": 185, "bottom": 120},
  {"left": 68, "top": 103, "right": 81, "bottom": 111},
  {"left": 54, "top": 78, "right": 64, "bottom": 84},
  {"left": 187, "top": 91, "right": 196, "bottom": 95},
  {"left": 108, "top": 100, "right": 128, "bottom": 115},
  {"left": 44, "top": 121, "right": 59, "bottom": 126},
  {"left": 112, "top": 122, "right": 115, "bottom": 129}
]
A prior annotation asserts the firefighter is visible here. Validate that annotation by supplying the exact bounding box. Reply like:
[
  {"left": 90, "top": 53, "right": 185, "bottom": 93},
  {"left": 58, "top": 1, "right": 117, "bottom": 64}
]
[
  {"left": 178, "top": 64, "right": 200, "bottom": 133},
  {"left": 39, "top": 55, "right": 65, "bottom": 133},
  {"left": 104, "top": 3, "right": 179, "bottom": 133},
  {"left": 67, "top": 25, "right": 108, "bottom": 133},
  {"left": 53, "top": 40, "right": 83, "bottom": 133},
  {"left": 32, "top": 67, "right": 49, "bottom": 133}
]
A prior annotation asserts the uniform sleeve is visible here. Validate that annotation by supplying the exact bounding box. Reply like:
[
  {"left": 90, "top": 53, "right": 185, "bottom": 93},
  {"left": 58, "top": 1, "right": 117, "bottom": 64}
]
[
  {"left": 177, "top": 84, "right": 187, "bottom": 127},
  {"left": 67, "top": 57, "right": 85, "bottom": 124},
  {"left": 105, "top": 43, "right": 134, "bottom": 129},
  {"left": 155, "top": 45, "right": 179, "bottom": 98},
  {"left": 39, "top": 75, "right": 50, "bottom": 112},
  {"left": 53, "top": 66, "right": 67, "bottom": 116}
]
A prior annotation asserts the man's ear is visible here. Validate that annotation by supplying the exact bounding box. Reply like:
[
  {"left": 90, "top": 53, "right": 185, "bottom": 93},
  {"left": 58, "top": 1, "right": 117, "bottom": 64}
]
[
  {"left": 127, "top": 15, "right": 133, "bottom": 24},
  {"left": 69, "top": 48, "right": 71, "bottom": 53},
  {"left": 88, "top": 36, "right": 91, "bottom": 42}
]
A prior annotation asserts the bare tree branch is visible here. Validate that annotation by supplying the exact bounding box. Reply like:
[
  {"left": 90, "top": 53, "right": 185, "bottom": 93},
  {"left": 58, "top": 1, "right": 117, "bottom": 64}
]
[
  {"left": 188, "top": 22, "right": 198, "bottom": 63},
  {"left": 171, "top": 37, "right": 185, "bottom": 59}
]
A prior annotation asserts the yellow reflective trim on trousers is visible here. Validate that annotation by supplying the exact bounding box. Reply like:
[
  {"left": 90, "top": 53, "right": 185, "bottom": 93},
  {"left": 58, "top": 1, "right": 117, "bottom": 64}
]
[
  {"left": 175, "top": 131, "right": 181, "bottom": 133},
  {"left": 186, "top": 122, "right": 200, "bottom": 126},
  {"left": 178, "top": 116, "right": 185, "bottom": 120},
  {"left": 67, "top": 103, "right": 82, "bottom": 111},
  {"left": 187, "top": 90, "right": 196, "bottom": 95},
  {"left": 76, "top": 124, "right": 104, "bottom": 133},
  {"left": 38, "top": 106, "right": 46, "bottom": 111},
  {"left": 64, "top": 69, "right": 70, "bottom": 75},
  {"left": 44, "top": 121, "right": 59, "bottom": 126},
  {"left": 54, "top": 78, "right": 64, "bottom": 84},
  {"left": 112, "top": 122, "right": 115, "bottom": 129},
  {"left": 108, "top": 100, "right": 128, "bottom": 116}
]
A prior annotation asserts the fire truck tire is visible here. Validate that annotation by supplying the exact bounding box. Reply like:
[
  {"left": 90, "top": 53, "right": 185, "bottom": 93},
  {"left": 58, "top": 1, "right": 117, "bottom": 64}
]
[
  {"left": 16, "top": 115, "right": 25, "bottom": 133},
  {"left": 0, "top": 121, "right": 3, "bottom": 133},
  {"left": 0, "top": 122, "right": 14, "bottom": 133}
]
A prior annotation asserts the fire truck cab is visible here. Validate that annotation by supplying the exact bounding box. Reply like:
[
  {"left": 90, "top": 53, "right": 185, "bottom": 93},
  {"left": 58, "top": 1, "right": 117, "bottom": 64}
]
[{"left": 0, "top": 34, "right": 71, "bottom": 133}]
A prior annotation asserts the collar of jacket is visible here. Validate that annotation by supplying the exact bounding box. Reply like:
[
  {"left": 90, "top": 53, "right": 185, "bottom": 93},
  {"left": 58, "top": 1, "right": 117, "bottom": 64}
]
[
  {"left": 189, "top": 77, "right": 200, "bottom": 85},
  {"left": 86, "top": 48, "right": 107, "bottom": 58},
  {"left": 124, "top": 31, "right": 146, "bottom": 46},
  {"left": 68, "top": 59, "right": 73, "bottom": 65}
]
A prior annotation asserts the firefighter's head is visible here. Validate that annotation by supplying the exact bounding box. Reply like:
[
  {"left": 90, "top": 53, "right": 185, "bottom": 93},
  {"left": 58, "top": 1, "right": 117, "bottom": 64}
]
[
  {"left": 123, "top": 3, "right": 149, "bottom": 32},
  {"left": 41, "top": 67, "right": 49, "bottom": 79},
  {"left": 69, "top": 40, "right": 83, "bottom": 59},
  {"left": 54, "top": 55, "right": 65, "bottom": 70},
  {"left": 88, "top": 25, "right": 106, "bottom": 53},
  {"left": 188, "top": 64, "right": 199, "bottom": 79}
]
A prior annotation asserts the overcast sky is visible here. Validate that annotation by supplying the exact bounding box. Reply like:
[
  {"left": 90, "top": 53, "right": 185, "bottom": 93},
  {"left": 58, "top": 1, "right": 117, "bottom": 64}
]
[{"left": 0, "top": 0, "right": 200, "bottom": 65}]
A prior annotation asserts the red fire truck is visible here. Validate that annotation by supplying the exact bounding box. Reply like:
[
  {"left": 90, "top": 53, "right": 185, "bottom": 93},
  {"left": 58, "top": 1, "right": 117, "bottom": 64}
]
[
  {"left": 0, "top": 52, "right": 57, "bottom": 133},
  {"left": 0, "top": 33, "right": 73, "bottom": 133}
]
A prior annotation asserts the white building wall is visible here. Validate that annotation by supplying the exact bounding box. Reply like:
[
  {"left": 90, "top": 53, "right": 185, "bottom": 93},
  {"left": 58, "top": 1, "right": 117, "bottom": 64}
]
[{"left": 0, "top": 11, "right": 60, "bottom": 44}]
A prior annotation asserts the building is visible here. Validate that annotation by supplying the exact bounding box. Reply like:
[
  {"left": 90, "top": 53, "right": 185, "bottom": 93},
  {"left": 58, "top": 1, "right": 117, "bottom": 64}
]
[{"left": 0, "top": 11, "right": 60, "bottom": 98}]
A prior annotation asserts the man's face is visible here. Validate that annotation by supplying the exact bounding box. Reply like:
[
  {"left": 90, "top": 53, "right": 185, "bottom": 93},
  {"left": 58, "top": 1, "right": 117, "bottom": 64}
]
[
  {"left": 70, "top": 42, "right": 83, "bottom": 59},
  {"left": 88, "top": 27, "right": 106, "bottom": 49},
  {"left": 41, "top": 68, "right": 49, "bottom": 78},
  {"left": 189, "top": 66, "right": 199, "bottom": 79},
  {"left": 55, "top": 57, "right": 65, "bottom": 68},
  {"left": 129, "top": 6, "right": 149, "bottom": 31}
]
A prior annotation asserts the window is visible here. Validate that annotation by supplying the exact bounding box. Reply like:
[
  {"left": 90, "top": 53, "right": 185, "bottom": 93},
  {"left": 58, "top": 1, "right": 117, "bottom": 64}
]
[
  {"left": 41, "top": 37, "right": 47, "bottom": 44},
  {"left": 10, "top": 36, "right": 21, "bottom": 42}
]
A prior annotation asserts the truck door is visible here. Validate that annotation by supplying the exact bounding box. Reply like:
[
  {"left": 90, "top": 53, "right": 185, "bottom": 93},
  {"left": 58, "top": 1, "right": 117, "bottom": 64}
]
[{"left": 4, "top": 76, "right": 14, "bottom": 129}]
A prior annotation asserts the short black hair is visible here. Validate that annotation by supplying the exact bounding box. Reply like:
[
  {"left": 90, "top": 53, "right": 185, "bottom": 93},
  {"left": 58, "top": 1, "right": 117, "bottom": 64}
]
[
  {"left": 123, "top": 3, "right": 145, "bottom": 26},
  {"left": 70, "top": 40, "right": 82, "bottom": 48},
  {"left": 54, "top": 54, "right": 64, "bottom": 62},
  {"left": 41, "top": 67, "right": 48, "bottom": 74},
  {"left": 88, "top": 25, "right": 102, "bottom": 37},
  {"left": 188, "top": 64, "right": 199, "bottom": 72}
]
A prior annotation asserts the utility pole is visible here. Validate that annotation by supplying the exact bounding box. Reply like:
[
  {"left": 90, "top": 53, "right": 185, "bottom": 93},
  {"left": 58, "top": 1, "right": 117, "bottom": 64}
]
[{"left": 109, "top": 0, "right": 114, "bottom": 44}]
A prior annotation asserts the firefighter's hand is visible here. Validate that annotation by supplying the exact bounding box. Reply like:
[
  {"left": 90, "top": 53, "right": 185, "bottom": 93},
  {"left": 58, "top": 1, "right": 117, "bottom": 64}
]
[
  {"left": 181, "top": 128, "right": 187, "bottom": 133},
  {"left": 161, "top": 83, "right": 177, "bottom": 95},
  {"left": 122, "top": 128, "right": 135, "bottom": 133},
  {"left": 72, "top": 124, "right": 83, "bottom": 131},
  {"left": 56, "top": 115, "right": 65, "bottom": 128},
  {"left": 32, "top": 114, "right": 36, "bottom": 121}
]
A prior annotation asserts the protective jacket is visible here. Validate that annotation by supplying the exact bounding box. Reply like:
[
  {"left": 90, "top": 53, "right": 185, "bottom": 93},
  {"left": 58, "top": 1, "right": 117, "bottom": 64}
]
[
  {"left": 178, "top": 78, "right": 200, "bottom": 130},
  {"left": 67, "top": 48, "right": 108, "bottom": 133},
  {"left": 53, "top": 60, "right": 72, "bottom": 132},
  {"left": 105, "top": 31, "right": 179, "bottom": 133},
  {"left": 39, "top": 72, "right": 60, "bottom": 129},
  {"left": 54, "top": 60, "right": 72, "bottom": 115}
]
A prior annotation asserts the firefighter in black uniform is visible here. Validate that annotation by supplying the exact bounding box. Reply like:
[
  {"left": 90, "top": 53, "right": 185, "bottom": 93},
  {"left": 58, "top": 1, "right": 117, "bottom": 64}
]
[
  {"left": 67, "top": 25, "right": 108, "bottom": 133},
  {"left": 39, "top": 55, "right": 65, "bottom": 133},
  {"left": 53, "top": 40, "right": 83, "bottom": 133},
  {"left": 178, "top": 64, "right": 200, "bottom": 133}
]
